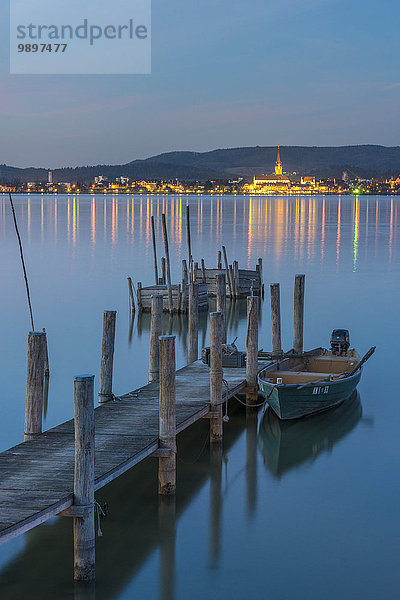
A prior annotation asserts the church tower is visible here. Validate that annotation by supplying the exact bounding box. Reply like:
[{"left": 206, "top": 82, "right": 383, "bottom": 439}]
[{"left": 275, "top": 146, "right": 283, "bottom": 176}]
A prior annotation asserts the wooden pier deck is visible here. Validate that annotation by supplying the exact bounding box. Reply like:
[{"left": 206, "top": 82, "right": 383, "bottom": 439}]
[{"left": 0, "top": 359, "right": 268, "bottom": 545}]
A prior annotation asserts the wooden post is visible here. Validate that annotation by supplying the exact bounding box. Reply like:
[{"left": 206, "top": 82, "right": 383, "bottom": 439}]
[
  {"left": 186, "top": 204, "right": 192, "bottom": 267},
  {"left": 161, "top": 258, "right": 166, "bottom": 285},
  {"left": 181, "top": 260, "right": 188, "bottom": 314},
  {"left": 24, "top": 331, "right": 46, "bottom": 441},
  {"left": 158, "top": 336, "right": 176, "bottom": 495},
  {"left": 201, "top": 259, "right": 206, "bottom": 283},
  {"left": 270, "top": 283, "right": 282, "bottom": 356},
  {"left": 151, "top": 215, "right": 159, "bottom": 285},
  {"left": 149, "top": 295, "right": 163, "bottom": 382},
  {"left": 293, "top": 274, "right": 305, "bottom": 354},
  {"left": 216, "top": 273, "right": 227, "bottom": 344},
  {"left": 73, "top": 375, "right": 95, "bottom": 582},
  {"left": 233, "top": 261, "right": 239, "bottom": 299},
  {"left": 127, "top": 277, "right": 135, "bottom": 313},
  {"left": 217, "top": 250, "right": 222, "bottom": 270},
  {"left": 246, "top": 296, "right": 259, "bottom": 397},
  {"left": 229, "top": 265, "right": 234, "bottom": 298},
  {"left": 98, "top": 310, "right": 116, "bottom": 404},
  {"left": 162, "top": 214, "right": 174, "bottom": 313},
  {"left": 137, "top": 282, "right": 143, "bottom": 310},
  {"left": 42, "top": 328, "right": 49, "bottom": 376},
  {"left": 257, "top": 257, "right": 263, "bottom": 283},
  {"left": 210, "top": 312, "right": 223, "bottom": 443},
  {"left": 188, "top": 283, "right": 199, "bottom": 364},
  {"left": 222, "top": 246, "right": 233, "bottom": 296}
]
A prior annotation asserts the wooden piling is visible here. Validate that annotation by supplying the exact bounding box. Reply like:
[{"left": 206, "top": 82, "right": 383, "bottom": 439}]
[
  {"left": 229, "top": 265, "right": 234, "bottom": 298},
  {"left": 99, "top": 310, "right": 116, "bottom": 404},
  {"left": 270, "top": 283, "right": 282, "bottom": 355},
  {"left": 24, "top": 332, "right": 46, "bottom": 441},
  {"left": 137, "top": 282, "right": 143, "bottom": 310},
  {"left": 181, "top": 260, "right": 188, "bottom": 314},
  {"left": 158, "top": 336, "right": 176, "bottom": 495},
  {"left": 217, "top": 250, "right": 222, "bottom": 270},
  {"left": 210, "top": 312, "right": 223, "bottom": 443},
  {"left": 222, "top": 246, "right": 233, "bottom": 296},
  {"left": 162, "top": 214, "right": 174, "bottom": 313},
  {"left": 293, "top": 274, "right": 305, "bottom": 354},
  {"left": 73, "top": 375, "right": 95, "bottom": 582},
  {"left": 149, "top": 295, "right": 163, "bottom": 382},
  {"left": 246, "top": 296, "right": 259, "bottom": 399},
  {"left": 216, "top": 273, "right": 227, "bottom": 344},
  {"left": 188, "top": 283, "right": 199, "bottom": 364},
  {"left": 127, "top": 277, "right": 135, "bottom": 313},
  {"left": 233, "top": 261, "right": 239, "bottom": 299},
  {"left": 257, "top": 258, "right": 263, "bottom": 283},
  {"left": 151, "top": 215, "right": 159, "bottom": 285},
  {"left": 161, "top": 258, "right": 166, "bottom": 286},
  {"left": 201, "top": 259, "right": 206, "bottom": 283},
  {"left": 186, "top": 204, "right": 192, "bottom": 267},
  {"left": 42, "top": 328, "right": 49, "bottom": 376}
]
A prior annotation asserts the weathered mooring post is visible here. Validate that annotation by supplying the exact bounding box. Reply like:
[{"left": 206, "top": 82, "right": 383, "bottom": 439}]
[
  {"left": 181, "top": 260, "right": 188, "bottom": 314},
  {"left": 158, "top": 335, "right": 176, "bottom": 495},
  {"left": 270, "top": 283, "right": 282, "bottom": 356},
  {"left": 73, "top": 375, "right": 95, "bottom": 582},
  {"left": 201, "top": 258, "right": 207, "bottom": 283},
  {"left": 149, "top": 295, "right": 163, "bottom": 382},
  {"left": 233, "top": 260, "right": 239, "bottom": 299},
  {"left": 161, "top": 258, "right": 166, "bottom": 286},
  {"left": 24, "top": 331, "right": 46, "bottom": 441},
  {"left": 217, "top": 250, "right": 222, "bottom": 270},
  {"left": 222, "top": 246, "right": 233, "bottom": 296},
  {"left": 188, "top": 283, "right": 199, "bottom": 364},
  {"left": 293, "top": 274, "right": 305, "bottom": 354},
  {"left": 210, "top": 312, "right": 223, "bottom": 443},
  {"left": 127, "top": 277, "right": 135, "bottom": 313},
  {"left": 99, "top": 310, "right": 116, "bottom": 404},
  {"left": 246, "top": 295, "right": 259, "bottom": 404},
  {"left": 162, "top": 214, "right": 174, "bottom": 313},
  {"left": 216, "top": 273, "right": 227, "bottom": 344},
  {"left": 151, "top": 215, "right": 159, "bottom": 285}
]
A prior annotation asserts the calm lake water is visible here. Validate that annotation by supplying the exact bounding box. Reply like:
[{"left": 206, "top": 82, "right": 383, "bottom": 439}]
[{"left": 0, "top": 193, "right": 399, "bottom": 599}]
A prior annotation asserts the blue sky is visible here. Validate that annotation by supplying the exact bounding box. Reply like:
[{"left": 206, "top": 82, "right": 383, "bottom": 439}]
[{"left": 1, "top": 0, "right": 399, "bottom": 167}]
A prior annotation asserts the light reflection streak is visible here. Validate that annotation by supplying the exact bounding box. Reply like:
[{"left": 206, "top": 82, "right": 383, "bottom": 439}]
[
  {"left": 91, "top": 197, "right": 96, "bottom": 246},
  {"left": 336, "top": 197, "right": 341, "bottom": 266},
  {"left": 353, "top": 196, "right": 359, "bottom": 271},
  {"left": 321, "top": 198, "right": 325, "bottom": 264}
]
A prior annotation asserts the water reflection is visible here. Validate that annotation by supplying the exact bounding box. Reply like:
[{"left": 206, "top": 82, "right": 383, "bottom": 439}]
[{"left": 258, "top": 393, "right": 363, "bottom": 478}]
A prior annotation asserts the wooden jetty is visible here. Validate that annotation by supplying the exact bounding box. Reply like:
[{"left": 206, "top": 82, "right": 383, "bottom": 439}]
[
  {"left": 136, "top": 282, "right": 209, "bottom": 313},
  {"left": 193, "top": 253, "right": 263, "bottom": 298}
]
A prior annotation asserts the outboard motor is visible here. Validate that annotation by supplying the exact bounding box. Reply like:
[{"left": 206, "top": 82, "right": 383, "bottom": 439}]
[{"left": 330, "top": 329, "right": 350, "bottom": 355}]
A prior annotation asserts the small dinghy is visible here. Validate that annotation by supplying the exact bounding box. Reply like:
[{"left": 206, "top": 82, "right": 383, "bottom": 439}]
[{"left": 258, "top": 330, "right": 375, "bottom": 420}]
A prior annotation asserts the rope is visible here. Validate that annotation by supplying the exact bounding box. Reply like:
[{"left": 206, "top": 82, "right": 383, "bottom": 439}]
[{"left": 94, "top": 500, "right": 106, "bottom": 537}]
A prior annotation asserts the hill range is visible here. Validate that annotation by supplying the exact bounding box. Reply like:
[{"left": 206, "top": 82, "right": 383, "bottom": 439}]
[{"left": 0, "top": 145, "right": 399, "bottom": 183}]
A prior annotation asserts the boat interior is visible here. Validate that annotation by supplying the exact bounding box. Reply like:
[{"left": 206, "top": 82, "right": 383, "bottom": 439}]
[{"left": 260, "top": 350, "right": 359, "bottom": 385}]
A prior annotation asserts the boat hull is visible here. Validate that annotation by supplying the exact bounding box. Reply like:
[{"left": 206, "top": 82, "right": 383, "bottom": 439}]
[{"left": 258, "top": 370, "right": 361, "bottom": 420}]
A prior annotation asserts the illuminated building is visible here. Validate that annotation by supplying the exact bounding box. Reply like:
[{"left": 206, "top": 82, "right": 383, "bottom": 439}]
[{"left": 251, "top": 147, "right": 292, "bottom": 192}]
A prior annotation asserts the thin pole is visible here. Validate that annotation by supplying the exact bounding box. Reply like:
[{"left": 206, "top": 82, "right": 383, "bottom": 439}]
[
  {"left": 151, "top": 215, "right": 159, "bottom": 285},
  {"left": 149, "top": 295, "right": 163, "bottom": 382},
  {"left": 161, "top": 258, "right": 166, "bottom": 285},
  {"left": 186, "top": 204, "right": 192, "bottom": 268},
  {"left": 9, "top": 193, "right": 34, "bottom": 330},
  {"left": 201, "top": 258, "right": 206, "bottom": 283},
  {"left": 216, "top": 273, "right": 227, "bottom": 344},
  {"left": 99, "top": 310, "right": 116, "bottom": 404},
  {"left": 181, "top": 260, "right": 188, "bottom": 314},
  {"left": 162, "top": 214, "right": 174, "bottom": 313},
  {"left": 73, "top": 375, "right": 95, "bottom": 582},
  {"left": 127, "top": 277, "right": 135, "bottom": 313},
  {"left": 210, "top": 312, "right": 223, "bottom": 443},
  {"left": 217, "top": 250, "right": 222, "bottom": 270},
  {"left": 270, "top": 283, "right": 282, "bottom": 355},
  {"left": 188, "top": 283, "right": 199, "bottom": 364},
  {"left": 233, "top": 261, "right": 239, "bottom": 299},
  {"left": 158, "top": 335, "right": 176, "bottom": 495},
  {"left": 222, "top": 246, "right": 233, "bottom": 297},
  {"left": 293, "top": 274, "right": 305, "bottom": 354},
  {"left": 24, "top": 331, "right": 46, "bottom": 441}
]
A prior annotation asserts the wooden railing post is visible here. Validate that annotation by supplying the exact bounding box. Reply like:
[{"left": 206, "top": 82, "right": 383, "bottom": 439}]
[
  {"left": 158, "top": 336, "right": 176, "bottom": 495},
  {"left": 216, "top": 273, "right": 227, "bottom": 344},
  {"left": 246, "top": 296, "right": 259, "bottom": 399},
  {"left": 270, "top": 283, "right": 282, "bottom": 355},
  {"left": 73, "top": 375, "right": 95, "bottom": 582},
  {"left": 210, "top": 312, "right": 223, "bottom": 443},
  {"left": 188, "top": 283, "right": 199, "bottom": 364},
  {"left": 149, "top": 295, "right": 163, "bottom": 382},
  {"left": 24, "top": 331, "right": 46, "bottom": 441},
  {"left": 293, "top": 274, "right": 305, "bottom": 354},
  {"left": 99, "top": 310, "right": 116, "bottom": 404}
]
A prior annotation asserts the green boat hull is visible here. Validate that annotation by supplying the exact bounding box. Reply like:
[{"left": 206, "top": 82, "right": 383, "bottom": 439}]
[{"left": 258, "top": 370, "right": 362, "bottom": 420}]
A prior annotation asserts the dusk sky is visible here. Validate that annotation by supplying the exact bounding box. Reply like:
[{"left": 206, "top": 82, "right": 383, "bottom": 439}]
[{"left": 1, "top": 0, "right": 400, "bottom": 168}]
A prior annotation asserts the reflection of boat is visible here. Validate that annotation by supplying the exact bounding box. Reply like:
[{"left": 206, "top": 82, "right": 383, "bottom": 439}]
[
  {"left": 258, "top": 392, "right": 362, "bottom": 478},
  {"left": 258, "top": 340, "right": 375, "bottom": 419}
]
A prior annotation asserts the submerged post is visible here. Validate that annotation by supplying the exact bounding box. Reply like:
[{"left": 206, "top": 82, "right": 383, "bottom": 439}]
[
  {"left": 149, "top": 295, "right": 163, "bottom": 382},
  {"left": 293, "top": 274, "right": 305, "bottom": 354},
  {"left": 270, "top": 283, "right": 282, "bottom": 356},
  {"left": 159, "top": 336, "right": 176, "bottom": 495},
  {"left": 73, "top": 375, "right": 95, "bottom": 582},
  {"left": 99, "top": 310, "right": 116, "bottom": 404},
  {"left": 24, "top": 331, "right": 46, "bottom": 441},
  {"left": 188, "top": 282, "right": 199, "bottom": 364},
  {"left": 210, "top": 312, "right": 223, "bottom": 444},
  {"left": 246, "top": 296, "right": 259, "bottom": 401},
  {"left": 216, "top": 273, "right": 227, "bottom": 344}
]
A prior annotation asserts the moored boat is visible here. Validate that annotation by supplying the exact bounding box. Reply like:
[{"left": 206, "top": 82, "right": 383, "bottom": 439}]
[{"left": 258, "top": 332, "right": 375, "bottom": 420}]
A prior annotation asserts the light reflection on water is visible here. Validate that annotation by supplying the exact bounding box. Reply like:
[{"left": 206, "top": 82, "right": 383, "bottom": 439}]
[{"left": 0, "top": 194, "right": 399, "bottom": 599}]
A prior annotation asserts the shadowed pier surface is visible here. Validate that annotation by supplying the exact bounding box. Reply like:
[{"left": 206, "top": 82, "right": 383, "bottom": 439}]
[{"left": 0, "top": 359, "right": 268, "bottom": 544}]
